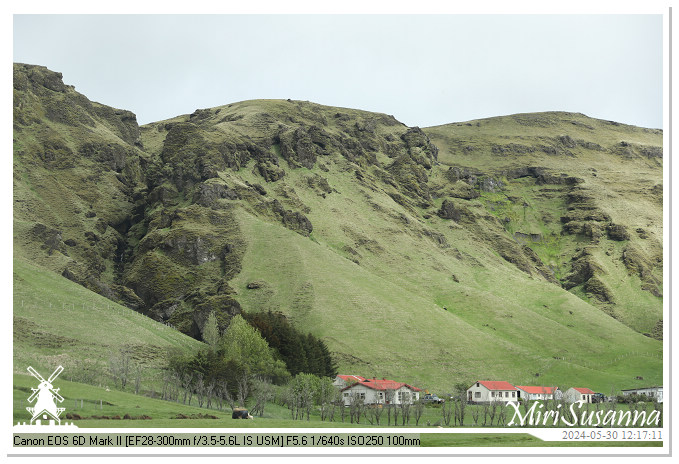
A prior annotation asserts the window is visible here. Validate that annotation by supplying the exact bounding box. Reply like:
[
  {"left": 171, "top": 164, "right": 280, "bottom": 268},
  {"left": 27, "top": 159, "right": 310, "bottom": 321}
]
[
  {"left": 511, "top": 392, "right": 515, "bottom": 397},
  {"left": 475, "top": 392, "right": 481, "bottom": 398},
  {"left": 505, "top": 392, "right": 509, "bottom": 397}
]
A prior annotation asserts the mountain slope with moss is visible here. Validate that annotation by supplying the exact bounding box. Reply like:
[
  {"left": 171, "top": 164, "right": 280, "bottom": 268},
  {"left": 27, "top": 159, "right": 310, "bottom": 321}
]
[{"left": 13, "top": 63, "right": 663, "bottom": 392}]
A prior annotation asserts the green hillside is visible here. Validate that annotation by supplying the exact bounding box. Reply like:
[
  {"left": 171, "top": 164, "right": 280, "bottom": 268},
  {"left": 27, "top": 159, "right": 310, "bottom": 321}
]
[
  {"left": 13, "top": 257, "right": 204, "bottom": 382},
  {"left": 13, "top": 63, "right": 663, "bottom": 394}
]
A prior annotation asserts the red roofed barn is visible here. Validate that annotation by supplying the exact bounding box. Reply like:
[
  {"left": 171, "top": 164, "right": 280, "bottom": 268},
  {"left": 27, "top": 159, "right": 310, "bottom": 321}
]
[{"left": 466, "top": 380, "right": 518, "bottom": 404}]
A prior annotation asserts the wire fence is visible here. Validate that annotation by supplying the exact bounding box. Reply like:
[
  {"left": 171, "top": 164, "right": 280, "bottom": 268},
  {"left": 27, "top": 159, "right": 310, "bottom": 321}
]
[{"left": 14, "top": 292, "right": 177, "bottom": 330}]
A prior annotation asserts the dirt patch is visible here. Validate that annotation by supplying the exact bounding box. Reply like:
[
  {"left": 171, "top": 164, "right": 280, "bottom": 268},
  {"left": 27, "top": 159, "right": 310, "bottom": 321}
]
[{"left": 173, "top": 413, "right": 218, "bottom": 419}]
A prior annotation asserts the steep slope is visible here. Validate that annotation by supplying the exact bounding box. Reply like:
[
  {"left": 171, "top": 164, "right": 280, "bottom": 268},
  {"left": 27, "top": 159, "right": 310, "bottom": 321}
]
[
  {"left": 13, "top": 63, "right": 148, "bottom": 309},
  {"left": 13, "top": 64, "right": 663, "bottom": 392},
  {"left": 425, "top": 113, "right": 663, "bottom": 336}
]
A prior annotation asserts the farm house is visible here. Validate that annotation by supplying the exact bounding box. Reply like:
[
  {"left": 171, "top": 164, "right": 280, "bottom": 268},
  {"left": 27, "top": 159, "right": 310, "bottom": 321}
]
[
  {"left": 466, "top": 381, "right": 518, "bottom": 404},
  {"left": 340, "top": 378, "right": 421, "bottom": 406}
]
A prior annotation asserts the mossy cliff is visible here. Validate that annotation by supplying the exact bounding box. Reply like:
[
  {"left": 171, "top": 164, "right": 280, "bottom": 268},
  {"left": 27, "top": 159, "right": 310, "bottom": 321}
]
[{"left": 14, "top": 64, "right": 663, "bottom": 390}]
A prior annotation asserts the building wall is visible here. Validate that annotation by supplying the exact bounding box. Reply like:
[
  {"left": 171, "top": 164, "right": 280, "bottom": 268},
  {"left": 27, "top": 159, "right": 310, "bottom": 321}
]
[
  {"left": 333, "top": 378, "right": 348, "bottom": 388},
  {"left": 622, "top": 388, "right": 663, "bottom": 403},
  {"left": 341, "top": 385, "right": 419, "bottom": 406},
  {"left": 519, "top": 390, "right": 553, "bottom": 401},
  {"left": 467, "top": 384, "right": 491, "bottom": 403},
  {"left": 564, "top": 388, "right": 592, "bottom": 403},
  {"left": 466, "top": 383, "right": 517, "bottom": 403}
]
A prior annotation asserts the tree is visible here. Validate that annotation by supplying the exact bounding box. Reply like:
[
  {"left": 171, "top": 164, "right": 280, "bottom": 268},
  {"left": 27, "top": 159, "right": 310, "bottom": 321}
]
[
  {"left": 221, "top": 315, "right": 289, "bottom": 383},
  {"left": 471, "top": 403, "right": 480, "bottom": 426},
  {"left": 286, "top": 373, "right": 320, "bottom": 420},
  {"left": 348, "top": 392, "right": 365, "bottom": 424},
  {"left": 399, "top": 391, "right": 412, "bottom": 425},
  {"left": 243, "top": 310, "right": 337, "bottom": 377},
  {"left": 384, "top": 389, "right": 396, "bottom": 425},
  {"left": 414, "top": 399, "right": 425, "bottom": 426},
  {"left": 251, "top": 377, "right": 274, "bottom": 417},
  {"left": 442, "top": 397, "right": 454, "bottom": 426},
  {"left": 316, "top": 377, "right": 338, "bottom": 421},
  {"left": 454, "top": 397, "right": 467, "bottom": 426},
  {"left": 203, "top": 311, "right": 221, "bottom": 350},
  {"left": 108, "top": 348, "right": 131, "bottom": 390}
]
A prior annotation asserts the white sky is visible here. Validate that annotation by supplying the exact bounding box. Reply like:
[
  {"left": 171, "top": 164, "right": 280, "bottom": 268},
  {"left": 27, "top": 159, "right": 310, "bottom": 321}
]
[{"left": 12, "top": 13, "right": 663, "bottom": 128}]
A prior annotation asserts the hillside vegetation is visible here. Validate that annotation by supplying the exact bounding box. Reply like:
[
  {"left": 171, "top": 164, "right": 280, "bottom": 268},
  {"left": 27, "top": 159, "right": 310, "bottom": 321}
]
[{"left": 13, "top": 63, "right": 663, "bottom": 393}]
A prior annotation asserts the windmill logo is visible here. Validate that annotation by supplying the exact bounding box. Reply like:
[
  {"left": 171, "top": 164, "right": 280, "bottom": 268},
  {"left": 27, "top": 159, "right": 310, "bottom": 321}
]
[
  {"left": 25, "top": 365, "right": 65, "bottom": 425},
  {"left": 14, "top": 365, "right": 77, "bottom": 430}
]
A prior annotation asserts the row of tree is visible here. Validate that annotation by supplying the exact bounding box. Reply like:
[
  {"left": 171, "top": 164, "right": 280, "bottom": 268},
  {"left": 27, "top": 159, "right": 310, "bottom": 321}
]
[{"left": 166, "top": 311, "right": 337, "bottom": 411}]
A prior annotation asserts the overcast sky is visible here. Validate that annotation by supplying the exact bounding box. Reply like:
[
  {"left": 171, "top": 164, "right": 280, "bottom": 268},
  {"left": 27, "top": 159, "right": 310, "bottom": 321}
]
[{"left": 13, "top": 14, "right": 663, "bottom": 128}]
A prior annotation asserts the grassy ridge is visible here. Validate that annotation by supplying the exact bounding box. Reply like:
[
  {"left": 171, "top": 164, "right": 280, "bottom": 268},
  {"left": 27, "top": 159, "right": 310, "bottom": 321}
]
[
  {"left": 425, "top": 112, "right": 663, "bottom": 335},
  {"left": 13, "top": 257, "right": 203, "bottom": 380}
]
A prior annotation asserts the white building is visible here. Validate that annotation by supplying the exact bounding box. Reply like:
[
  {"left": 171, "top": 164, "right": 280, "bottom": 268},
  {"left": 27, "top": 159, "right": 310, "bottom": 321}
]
[
  {"left": 564, "top": 387, "right": 595, "bottom": 403},
  {"left": 340, "top": 378, "right": 421, "bottom": 406},
  {"left": 466, "top": 381, "right": 518, "bottom": 404},
  {"left": 515, "top": 386, "right": 562, "bottom": 401},
  {"left": 621, "top": 387, "right": 663, "bottom": 403}
]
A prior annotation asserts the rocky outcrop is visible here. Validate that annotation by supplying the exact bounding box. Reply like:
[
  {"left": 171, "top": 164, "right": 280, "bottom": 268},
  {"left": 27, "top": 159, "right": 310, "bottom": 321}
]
[
  {"left": 622, "top": 245, "right": 662, "bottom": 297},
  {"left": 270, "top": 199, "right": 313, "bottom": 236}
]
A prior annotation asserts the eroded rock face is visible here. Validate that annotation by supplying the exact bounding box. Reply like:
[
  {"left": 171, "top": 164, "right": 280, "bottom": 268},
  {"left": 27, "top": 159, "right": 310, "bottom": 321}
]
[
  {"left": 622, "top": 245, "right": 662, "bottom": 297},
  {"left": 14, "top": 63, "right": 663, "bottom": 346},
  {"left": 437, "top": 199, "right": 463, "bottom": 221},
  {"left": 271, "top": 199, "right": 313, "bottom": 236}
]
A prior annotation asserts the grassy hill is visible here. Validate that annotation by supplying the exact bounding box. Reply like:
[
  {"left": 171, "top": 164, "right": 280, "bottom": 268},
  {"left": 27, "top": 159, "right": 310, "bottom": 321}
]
[
  {"left": 12, "top": 63, "right": 663, "bottom": 394},
  {"left": 13, "top": 257, "right": 204, "bottom": 383}
]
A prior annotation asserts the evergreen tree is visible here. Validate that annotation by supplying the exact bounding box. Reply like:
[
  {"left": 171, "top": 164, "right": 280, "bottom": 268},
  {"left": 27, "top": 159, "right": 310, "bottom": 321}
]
[
  {"left": 242, "top": 310, "right": 336, "bottom": 378},
  {"left": 202, "top": 311, "right": 221, "bottom": 350}
]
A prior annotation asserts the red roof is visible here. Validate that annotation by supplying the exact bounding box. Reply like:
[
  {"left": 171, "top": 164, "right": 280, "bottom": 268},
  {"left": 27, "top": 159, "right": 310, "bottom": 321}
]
[
  {"left": 516, "top": 386, "right": 558, "bottom": 394},
  {"left": 473, "top": 381, "right": 517, "bottom": 391},
  {"left": 573, "top": 387, "right": 595, "bottom": 394},
  {"left": 341, "top": 378, "right": 421, "bottom": 392},
  {"left": 337, "top": 375, "right": 366, "bottom": 383}
]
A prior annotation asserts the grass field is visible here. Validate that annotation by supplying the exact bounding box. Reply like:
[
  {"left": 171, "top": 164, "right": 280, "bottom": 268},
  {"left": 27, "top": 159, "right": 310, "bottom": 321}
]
[{"left": 12, "top": 373, "right": 663, "bottom": 449}]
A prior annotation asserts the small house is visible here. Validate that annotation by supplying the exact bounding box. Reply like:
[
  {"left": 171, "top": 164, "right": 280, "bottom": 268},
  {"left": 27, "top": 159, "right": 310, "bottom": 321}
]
[
  {"left": 340, "top": 378, "right": 421, "bottom": 406},
  {"left": 466, "top": 381, "right": 518, "bottom": 404},
  {"left": 564, "top": 387, "right": 595, "bottom": 403},
  {"left": 621, "top": 386, "right": 663, "bottom": 403},
  {"left": 515, "top": 386, "right": 562, "bottom": 401},
  {"left": 333, "top": 375, "right": 366, "bottom": 389}
]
